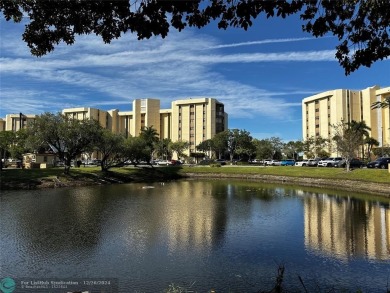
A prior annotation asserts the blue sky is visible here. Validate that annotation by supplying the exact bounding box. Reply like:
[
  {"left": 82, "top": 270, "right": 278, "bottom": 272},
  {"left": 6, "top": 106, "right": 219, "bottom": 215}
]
[{"left": 1, "top": 14, "right": 389, "bottom": 141}]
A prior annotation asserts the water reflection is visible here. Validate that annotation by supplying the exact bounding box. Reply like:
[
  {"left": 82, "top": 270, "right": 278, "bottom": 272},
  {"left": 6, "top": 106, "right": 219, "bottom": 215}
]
[
  {"left": 303, "top": 192, "right": 390, "bottom": 260},
  {"left": 1, "top": 180, "right": 389, "bottom": 292}
]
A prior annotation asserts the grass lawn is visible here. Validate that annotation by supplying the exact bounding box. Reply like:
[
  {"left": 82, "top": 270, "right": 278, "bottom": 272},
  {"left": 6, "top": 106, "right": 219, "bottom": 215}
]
[
  {"left": 1, "top": 165, "right": 389, "bottom": 188},
  {"left": 179, "top": 165, "right": 390, "bottom": 184}
]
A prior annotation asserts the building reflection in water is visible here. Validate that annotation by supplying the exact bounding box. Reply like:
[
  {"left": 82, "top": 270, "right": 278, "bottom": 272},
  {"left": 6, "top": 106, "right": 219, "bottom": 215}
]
[
  {"left": 114, "top": 181, "right": 228, "bottom": 255},
  {"left": 303, "top": 192, "right": 390, "bottom": 260}
]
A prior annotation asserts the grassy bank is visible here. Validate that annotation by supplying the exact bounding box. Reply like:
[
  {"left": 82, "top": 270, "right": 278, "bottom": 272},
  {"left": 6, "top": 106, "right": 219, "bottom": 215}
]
[
  {"left": 1, "top": 165, "right": 389, "bottom": 194},
  {"left": 179, "top": 165, "right": 390, "bottom": 183}
]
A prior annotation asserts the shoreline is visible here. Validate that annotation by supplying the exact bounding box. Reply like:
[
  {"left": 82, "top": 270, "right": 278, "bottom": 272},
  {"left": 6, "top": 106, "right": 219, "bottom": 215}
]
[
  {"left": 2, "top": 170, "right": 389, "bottom": 198},
  {"left": 182, "top": 173, "right": 390, "bottom": 197}
]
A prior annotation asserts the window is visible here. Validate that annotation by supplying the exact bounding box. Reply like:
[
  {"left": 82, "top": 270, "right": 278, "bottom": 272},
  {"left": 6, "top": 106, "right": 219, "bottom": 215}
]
[{"left": 315, "top": 109, "right": 319, "bottom": 112}]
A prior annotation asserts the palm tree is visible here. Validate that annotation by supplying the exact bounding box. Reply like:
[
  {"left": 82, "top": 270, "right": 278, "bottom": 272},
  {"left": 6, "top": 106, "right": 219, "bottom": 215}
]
[
  {"left": 364, "top": 137, "right": 379, "bottom": 161},
  {"left": 371, "top": 97, "right": 390, "bottom": 109},
  {"left": 139, "top": 126, "right": 159, "bottom": 161},
  {"left": 348, "top": 120, "right": 371, "bottom": 159}
]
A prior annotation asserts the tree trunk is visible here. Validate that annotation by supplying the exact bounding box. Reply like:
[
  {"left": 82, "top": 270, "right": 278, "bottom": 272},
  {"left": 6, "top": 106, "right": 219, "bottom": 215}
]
[{"left": 346, "top": 161, "right": 350, "bottom": 172}]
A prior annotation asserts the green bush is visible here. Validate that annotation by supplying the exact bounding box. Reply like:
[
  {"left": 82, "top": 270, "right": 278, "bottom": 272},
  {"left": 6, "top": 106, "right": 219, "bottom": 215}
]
[{"left": 209, "top": 163, "right": 222, "bottom": 167}]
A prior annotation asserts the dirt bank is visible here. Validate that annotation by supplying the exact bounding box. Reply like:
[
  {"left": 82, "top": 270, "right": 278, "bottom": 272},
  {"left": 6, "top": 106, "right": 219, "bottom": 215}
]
[
  {"left": 182, "top": 172, "right": 390, "bottom": 197},
  {"left": 2, "top": 170, "right": 389, "bottom": 198}
]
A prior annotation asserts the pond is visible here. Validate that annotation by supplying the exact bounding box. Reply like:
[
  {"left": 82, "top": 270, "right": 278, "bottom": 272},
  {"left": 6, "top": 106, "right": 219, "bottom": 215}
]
[{"left": 0, "top": 179, "right": 389, "bottom": 292}]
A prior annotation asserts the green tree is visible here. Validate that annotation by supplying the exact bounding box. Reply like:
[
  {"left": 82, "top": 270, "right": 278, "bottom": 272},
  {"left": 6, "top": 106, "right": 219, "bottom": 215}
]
[
  {"left": 0, "top": 131, "right": 16, "bottom": 170},
  {"left": 253, "top": 139, "right": 274, "bottom": 160},
  {"left": 268, "top": 137, "right": 285, "bottom": 159},
  {"left": 123, "top": 136, "right": 151, "bottom": 166},
  {"left": 94, "top": 129, "right": 126, "bottom": 171},
  {"left": 139, "top": 126, "right": 159, "bottom": 161},
  {"left": 155, "top": 138, "right": 172, "bottom": 160},
  {"left": 225, "top": 129, "right": 253, "bottom": 162},
  {"left": 28, "top": 112, "right": 102, "bottom": 174},
  {"left": 348, "top": 120, "right": 371, "bottom": 160},
  {"left": 303, "top": 136, "right": 329, "bottom": 158},
  {"left": 196, "top": 139, "right": 214, "bottom": 158},
  {"left": 170, "top": 140, "right": 189, "bottom": 161},
  {"left": 332, "top": 121, "right": 363, "bottom": 171},
  {"left": 234, "top": 130, "right": 255, "bottom": 161},
  {"left": 283, "top": 140, "right": 303, "bottom": 160},
  {"left": 2, "top": 1, "right": 389, "bottom": 74},
  {"left": 211, "top": 131, "right": 229, "bottom": 159},
  {"left": 364, "top": 137, "right": 380, "bottom": 161},
  {"left": 371, "top": 97, "right": 390, "bottom": 109}
]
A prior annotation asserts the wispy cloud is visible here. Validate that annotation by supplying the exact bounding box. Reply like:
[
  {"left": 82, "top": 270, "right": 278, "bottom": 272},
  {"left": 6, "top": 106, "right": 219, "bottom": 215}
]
[
  {"left": 206, "top": 37, "right": 327, "bottom": 49},
  {"left": 0, "top": 20, "right": 332, "bottom": 120}
]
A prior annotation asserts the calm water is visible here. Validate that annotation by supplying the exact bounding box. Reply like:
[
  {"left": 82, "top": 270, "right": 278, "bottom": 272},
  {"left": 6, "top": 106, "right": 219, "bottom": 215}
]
[{"left": 1, "top": 180, "right": 389, "bottom": 292}]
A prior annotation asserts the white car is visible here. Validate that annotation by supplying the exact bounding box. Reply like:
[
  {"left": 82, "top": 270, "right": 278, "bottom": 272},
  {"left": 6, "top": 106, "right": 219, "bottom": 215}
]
[
  {"left": 267, "top": 160, "right": 280, "bottom": 166},
  {"left": 295, "top": 160, "right": 308, "bottom": 167},
  {"left": 317, "top": 157, "right": 343, "bottom": 167}
]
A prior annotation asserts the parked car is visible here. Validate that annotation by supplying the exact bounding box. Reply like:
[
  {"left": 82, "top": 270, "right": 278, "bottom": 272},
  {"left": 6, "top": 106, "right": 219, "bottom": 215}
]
[
  {"left": 334, "top": 158, "right": 365, "bottom": 168},
  {"left": 317, "top": 157, "right": 343, "bottom": 167},
  {"left": 267, "top": 160, "right": 280, "bottom": 166},
  {"left": 307, "top": 158, "right": 321, "bottom": 167},
  {"left": 366, "top": 157, "right": 390, "bottom": 169},
  {"left": 295, "top": 160, "right": 308, "bottom": 167},
  {"left": 215, "top": 159, "right": 227, "bottom": 165},
  {"left": 168, "top": 160, "right": 182, "bottom": 166},
  {"left": 158, "top": 160, "right": 170, "bottom": 166},
  {"left": 280, "top": 159, "right": 295, "bottom": 166},
  {"left": 198, "top": 159, "right": 212, "bottom": 165},
  {"left": 91, "top": 159, "right": 102, "bottom": 165}
]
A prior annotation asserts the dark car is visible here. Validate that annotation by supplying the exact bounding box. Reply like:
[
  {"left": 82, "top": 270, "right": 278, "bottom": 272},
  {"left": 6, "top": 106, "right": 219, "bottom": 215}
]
[
  {"left": 215, "top": 159, "right": 227, "bottom": 165},
  {"left": 334, "top": 158, "right": 365, "bottom": 168},
  {"left": 366, "top": 157, "right": 390, "bottom": 169},
  {"left": 168, "top": 160, "right": 182, "bottom": 166},
  {"left": 198, "top": 159, "right": 212, "bottom": 165}
]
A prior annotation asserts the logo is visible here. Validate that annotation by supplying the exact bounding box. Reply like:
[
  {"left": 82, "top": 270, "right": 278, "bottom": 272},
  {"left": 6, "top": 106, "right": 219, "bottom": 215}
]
[{"left": 0, "top": 278, "right": 15, "bottom": 293}]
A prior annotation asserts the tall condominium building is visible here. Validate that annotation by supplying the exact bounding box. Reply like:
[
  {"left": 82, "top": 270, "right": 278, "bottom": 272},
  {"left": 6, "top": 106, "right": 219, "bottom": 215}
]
[
  {"left": 302, "top": 85, "right": 390, "bottom": 156},
  {"left": 62, "top": 97, "right": 228, "bottom": 155},
  {"left": 2, "top": 113, "right": 38, "bottom": 132}
]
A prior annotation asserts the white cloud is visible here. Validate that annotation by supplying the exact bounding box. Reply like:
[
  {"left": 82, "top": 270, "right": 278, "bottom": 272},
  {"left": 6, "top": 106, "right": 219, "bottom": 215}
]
[
  {"left": 206, "top": 37, "right": 330, "bottom": 49},
  {"left": 0, "top": 21, "right": 332, "bottom": 120}
]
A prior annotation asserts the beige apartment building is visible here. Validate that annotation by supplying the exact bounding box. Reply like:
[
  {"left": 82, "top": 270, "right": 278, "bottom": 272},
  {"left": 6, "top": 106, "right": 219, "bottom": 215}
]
[
  {"left": 61, "top": 97, "right": 228, "bottom": 156},
  {"left": 302, "top": 85, "right": 390, "bottom": 156},
  {"left": 2, "top": 113, "right": 38, "bottom": 132},
  {"left": 1, "top": 98, "right": 227, "bottom": 158}
]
